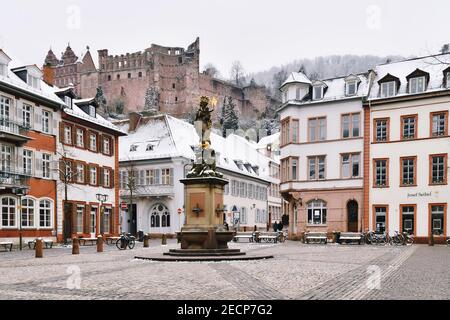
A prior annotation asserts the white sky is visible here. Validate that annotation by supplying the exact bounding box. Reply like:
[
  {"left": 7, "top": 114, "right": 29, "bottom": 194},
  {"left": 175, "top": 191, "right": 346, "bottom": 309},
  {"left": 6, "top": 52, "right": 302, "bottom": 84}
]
[{"left": 1, "top": 0, "right": 449, "bottom": 77}]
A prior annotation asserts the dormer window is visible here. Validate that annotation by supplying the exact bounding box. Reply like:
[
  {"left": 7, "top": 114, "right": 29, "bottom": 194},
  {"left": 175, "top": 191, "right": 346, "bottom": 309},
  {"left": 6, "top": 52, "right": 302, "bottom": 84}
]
[
  {"left": 313, "top": 86, "right": 323, "bottom": 100},
  {"left": 27, "top": 75, "right": 40, "bottom": 90},
  {"left": 346, "top": 80, "right": 357, "bottom": 96},
  {"left": 446, "top": 72, "right": 450, "bottom": 88},
  {"left": 409, "top": 76, "right": 425, "bottom": 94},
  {"left": 0, "top": 63, "right": 6, "bottom": 77},
  {"left": 89, "top": 105, "right": 96, "bottom": 118},
  {"left": 0, "top": 50, "right": 11, "bottom": 77},
  {"left": 381, "top": 81, "right": 396, "bottom": 98},
  {"left": 146, "top": 144, "right": 154, "bottom": 151},
  {"left": 130, "top": 144, "right": 138, "bottom": 152},
  {"left": 64, "top": 96, "right": 73, "bottom": 109}
]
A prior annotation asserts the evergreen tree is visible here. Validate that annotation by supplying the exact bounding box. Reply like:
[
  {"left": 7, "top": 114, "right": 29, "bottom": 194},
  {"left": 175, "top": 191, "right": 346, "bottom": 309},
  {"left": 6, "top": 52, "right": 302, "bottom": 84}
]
[
  {"left": 221, "top": 96, "right": 239, "bottom": 137},
  {"left": 95, "top": 86, "right": 108, "bottom": 115}
]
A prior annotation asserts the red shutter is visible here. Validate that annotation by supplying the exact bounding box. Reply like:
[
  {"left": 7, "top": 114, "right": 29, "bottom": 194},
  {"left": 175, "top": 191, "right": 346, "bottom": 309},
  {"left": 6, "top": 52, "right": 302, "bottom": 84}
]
[
  {"left": 84, "top": 164, "right": 89, "bottom": 185},
  {"left": 110, "top": 208, "right": 115, "bottom": 235},
  {"left": 59, "top": 123, "right": 65, "bottom": 143},
  {"left": 84, "top": 205, "right": 91, "bottom": 234},
  {"left": 110, "top": 169, "right": 115, "bottom": 188},
  {"left": 71, "top": 204, "right": 78, "bottom": 234},
  {"left": 99, "top": 167, "right": 104, "bottom": 187},
  {"left": 109, "top": 137, "right": 114, "bottom": 156},
  {"left": 97, "top": 133, "right": 101, "bottom": 153}
]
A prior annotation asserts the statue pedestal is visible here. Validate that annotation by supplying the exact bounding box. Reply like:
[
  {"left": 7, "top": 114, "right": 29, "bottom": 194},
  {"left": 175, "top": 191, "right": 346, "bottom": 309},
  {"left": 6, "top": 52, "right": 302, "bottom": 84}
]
[{"left": 166, "top": 177, "right": 243, "bottom": 256}]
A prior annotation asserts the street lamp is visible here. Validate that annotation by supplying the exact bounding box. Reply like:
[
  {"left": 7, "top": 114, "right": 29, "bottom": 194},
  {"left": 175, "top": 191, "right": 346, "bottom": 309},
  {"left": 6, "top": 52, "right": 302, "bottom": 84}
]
[
  {"left": 14, "top": 187, "right": 29, "bottom": 251},
  {"left": 96, "top": 194, "right": 108, "bottom": 235}
]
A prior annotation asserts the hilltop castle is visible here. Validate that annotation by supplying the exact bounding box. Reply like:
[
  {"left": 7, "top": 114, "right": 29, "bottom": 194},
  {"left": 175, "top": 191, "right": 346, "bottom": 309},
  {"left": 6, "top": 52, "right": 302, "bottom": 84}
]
[{"left": 43, "top": 38, "right": 278, "bottom": 119}]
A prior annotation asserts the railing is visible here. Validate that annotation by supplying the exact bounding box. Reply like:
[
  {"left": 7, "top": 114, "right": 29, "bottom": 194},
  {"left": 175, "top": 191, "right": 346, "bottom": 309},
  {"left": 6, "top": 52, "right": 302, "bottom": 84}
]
[
  {"left": 120, "top": 185, "right": 175, "bottom": 198},
  {"left": 0, "top": 117, "right": 31, "bottom": 136},
  {"left": 0, "top": 168, "right": 31, "bottom": 187}
]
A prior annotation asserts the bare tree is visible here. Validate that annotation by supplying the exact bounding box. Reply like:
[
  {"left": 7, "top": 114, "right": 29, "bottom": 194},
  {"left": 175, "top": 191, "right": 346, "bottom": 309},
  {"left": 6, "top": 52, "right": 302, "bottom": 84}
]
[
  {"left": 230, "top": 60, "right": 246, "bottom": 86},
  {"left": 119, "top": 159, "right": 141, "bottom": 236}
]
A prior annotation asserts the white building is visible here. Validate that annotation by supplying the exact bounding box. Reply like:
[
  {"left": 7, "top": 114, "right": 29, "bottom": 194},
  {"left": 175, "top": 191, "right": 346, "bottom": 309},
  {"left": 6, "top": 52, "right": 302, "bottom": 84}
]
[
  {"left": 366, "top": 53, "right": 450, "bottom": 243},
  {"left": 116, "top": 113, "right": 277, "bottom": 236},
  {"left": 278, "top": 71, "right": 369, "bottom": 237}
]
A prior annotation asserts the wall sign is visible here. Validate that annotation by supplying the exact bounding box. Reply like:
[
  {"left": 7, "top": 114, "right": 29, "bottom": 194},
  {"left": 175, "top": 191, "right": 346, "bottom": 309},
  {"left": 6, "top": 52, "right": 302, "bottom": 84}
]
[{"left": 407, "top": 192, "right": 432, "bottom": 198}]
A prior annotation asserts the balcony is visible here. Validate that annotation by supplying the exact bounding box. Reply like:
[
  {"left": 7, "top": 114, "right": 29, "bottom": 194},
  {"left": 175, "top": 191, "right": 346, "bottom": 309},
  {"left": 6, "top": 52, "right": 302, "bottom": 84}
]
[
  {"left": 0, "top": 118, "right": 32, "bottom": 145},
  {"left": 0, "top": 168, "right": 31, "bottom": 190},
  {"left": 120, "top": 185, "right": 175, "bottom": 199}
]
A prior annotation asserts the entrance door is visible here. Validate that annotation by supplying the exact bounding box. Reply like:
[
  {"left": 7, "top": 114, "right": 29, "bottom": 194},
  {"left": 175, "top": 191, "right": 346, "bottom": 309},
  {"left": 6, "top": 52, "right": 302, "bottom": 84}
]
[
  {"left": 347, "top": 200, "right": 358, "bottom": 232},
  {"left": 90, "top": 207, "right": 97, "bottom": 238},
  {"left": 129, "top": 204, "right": 137, "bottom": 236}
]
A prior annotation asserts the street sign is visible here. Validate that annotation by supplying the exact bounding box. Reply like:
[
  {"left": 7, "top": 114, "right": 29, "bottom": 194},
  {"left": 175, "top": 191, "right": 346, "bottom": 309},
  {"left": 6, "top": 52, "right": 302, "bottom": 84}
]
[
  {"left": 121, "top": 202, "right": 127, "bottom": 210},
  {"left": 177, "top": 208, "right": 183, "bottom": 215}
]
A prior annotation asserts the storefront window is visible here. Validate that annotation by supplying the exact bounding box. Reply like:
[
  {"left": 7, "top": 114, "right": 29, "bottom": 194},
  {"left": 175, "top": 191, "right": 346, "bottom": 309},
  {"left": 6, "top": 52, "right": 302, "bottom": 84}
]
[{"left": 307, "top": 200, "right": 327, "bottom": 225}]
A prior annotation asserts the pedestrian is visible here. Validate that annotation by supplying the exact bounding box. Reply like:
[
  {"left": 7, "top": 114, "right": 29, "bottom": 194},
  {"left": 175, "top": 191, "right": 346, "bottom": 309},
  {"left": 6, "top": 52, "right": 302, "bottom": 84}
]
[
  {"left": 278, "top": 221, "right": 283, "bottom": 232},
  {"left": 224, "top": 221, "right": 229, "bottom": 231},
  {"left": 273, "top": 222, "right": 277, "bottom": 232}
]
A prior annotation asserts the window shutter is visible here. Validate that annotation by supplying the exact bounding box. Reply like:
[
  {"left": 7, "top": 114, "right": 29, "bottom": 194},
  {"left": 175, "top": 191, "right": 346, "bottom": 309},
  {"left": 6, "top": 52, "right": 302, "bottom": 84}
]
[
  {"left": 17, "top": 147, "right": 24, "bottom": 173},
  {"left": 100, "top": 208, "right": 105, "bottom": 234},
  {"left": 99, "top": 168, "right": 104, "bottom": 187},
  {"left": 52, "top": 118, "right": 58, "bottom": 136},
  {"left": 16, "top": 101, "right": 23, "bottom": 124},
  {"left": 110, "top": 208, "right": 115, "bottom": 235},
  {"left": 35, "top": 112, "right": 42, "bottom": 131},
  {"left": 71, "top": 205, "right": 78, "bottom": 234},
  {"left": 59, "top": 123, "right": 64, "bottom": 143},
  {"left": 170, "top": 168, "right": 174, "bottom": 185},
  {"left": 71, "top": 125, "right": 76, "bottom": 145},
  {"left": 110, "top": 169, "right": 115, "bottom": 188},
  {"left": 59, "top": 160, "right": 65, "bottom": 181},
  {"left": 155, "top": 169, "right": 161, "bottom": 185},
  {"left": 84, "top": 205, "right": 91, "bottom": 234},
  {"left": 84, "top": 164, "right": 89, "bottom": 184},
  {"left": 35, "top": 151, "right": 42, "bottom": 177},
  {"left": 97, "top": 133, "right": 102, "bottom": 153},
  {"left": 109, "top": 137, "right": 114, "bottom": 156},
  {"left": 84, "top": 130, "right": 89, "bottom": 150},
  {"left": 51, "top": 155, "right": 59, "bottom": 180}
]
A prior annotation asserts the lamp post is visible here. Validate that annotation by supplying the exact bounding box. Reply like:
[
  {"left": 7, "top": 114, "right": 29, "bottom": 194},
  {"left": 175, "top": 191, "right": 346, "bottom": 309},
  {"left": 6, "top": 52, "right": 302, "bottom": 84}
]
[
  {"left": 96, "top": 193, "right": 108, "bottom": 235},
  {"left": 14, "top": 187, "right": 29, "bottom": 251}
]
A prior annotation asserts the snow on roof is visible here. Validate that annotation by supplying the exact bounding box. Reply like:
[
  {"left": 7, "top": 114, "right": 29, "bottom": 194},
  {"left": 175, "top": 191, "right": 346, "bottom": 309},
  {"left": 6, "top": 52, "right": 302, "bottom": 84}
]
[
  {"left": 280, "top": 72, "right": 311, "bottom": 88},
  {"left": 368, "top": 53, "right": 450, "bottom": 100},
  {"left": 118, "top": 115, "right": 272, "bottom": 182},
  {"left": 0, "top": 50, "right": 66, "bottom": 106},
  {"left": 257, "top": 132, "right": 280, "bottom": 149}
]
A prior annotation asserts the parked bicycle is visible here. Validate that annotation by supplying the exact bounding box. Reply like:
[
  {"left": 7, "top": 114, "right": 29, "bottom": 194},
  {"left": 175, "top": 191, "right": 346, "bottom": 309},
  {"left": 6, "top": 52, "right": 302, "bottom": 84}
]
[
  {"left": 389, "top": 231, "right": 405, "bottom": 246},
  {"left": 277, "top": 230, "right": 288, "bottom": 243},
  {"left": 116, "top": 233, "right": 136, "bottom": 250},
  {"left": 402, "top": 232, "right": 414, "bottom": 245},
  {"left": 365, "top": 231, "right": 389, "bottom": 245},
  {"left": 446, "top": 238, "right": 450, "bottom": 246}
]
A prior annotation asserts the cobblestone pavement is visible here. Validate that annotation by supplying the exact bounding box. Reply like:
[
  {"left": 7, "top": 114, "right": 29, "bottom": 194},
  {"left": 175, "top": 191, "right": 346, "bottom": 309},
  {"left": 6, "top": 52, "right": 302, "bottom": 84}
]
[{"left": 0, "top": 240, "right": 448, "bottom": 300}]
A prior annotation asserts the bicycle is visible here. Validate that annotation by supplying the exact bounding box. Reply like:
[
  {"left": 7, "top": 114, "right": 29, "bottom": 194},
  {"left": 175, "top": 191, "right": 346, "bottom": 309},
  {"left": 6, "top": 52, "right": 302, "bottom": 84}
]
[
  {"left": 446, "top": 238, "right": 450, "bottom": 246},
  {"left": 402, "top": 232, "right": 414, "bottom": 245},
  {"left": 366, "top": 231, "right": 389, "bottom": 245},
  {"left": 116, "top": 233, "right": 136, "bottom": 250},
  {"left": 277, "top": 230, "right": 287, "bottom": 243},
  {"left": 389, "top": 231, "right": 404, "bottom": 246}
]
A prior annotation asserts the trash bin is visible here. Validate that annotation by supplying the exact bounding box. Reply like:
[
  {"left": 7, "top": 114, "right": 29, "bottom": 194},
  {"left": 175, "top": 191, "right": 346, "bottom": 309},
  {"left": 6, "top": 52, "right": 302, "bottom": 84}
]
[{"left": 137, "top": 230, "right": 144, "bottom": 242}]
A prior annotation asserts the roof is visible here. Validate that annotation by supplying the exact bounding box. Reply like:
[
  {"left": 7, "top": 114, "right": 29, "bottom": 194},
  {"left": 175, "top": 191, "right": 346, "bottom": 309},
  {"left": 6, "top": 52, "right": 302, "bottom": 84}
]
[
  {"left": 117, "top": 115, "right": 273, "bottom": 183},
  {"left": 280, "top": 72, "right": 312, "bottom": 89},
  {"left": 368, "top": 53, "right": 450, "bottom": 100}
]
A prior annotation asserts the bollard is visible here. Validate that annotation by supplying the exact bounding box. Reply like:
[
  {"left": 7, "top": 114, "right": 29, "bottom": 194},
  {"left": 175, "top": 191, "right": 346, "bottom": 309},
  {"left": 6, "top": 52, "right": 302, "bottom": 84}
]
[
  {"left": 162, "top": 233, "right": 167, "bottom": 245},
  {"left": 97, "top": 235, "right": 103, "bottom": 253},
  {"left": 429, "top": 233, "right": 435, "bottom": 246},
  {"left": 72, "top": 237, "right": 80, "bottom": 255},
  {"left": 35, "top": 238, "right": 43, "bottom": 258},
  {"left": 143, "top": 234, "right": 149, "bottom": 248}
]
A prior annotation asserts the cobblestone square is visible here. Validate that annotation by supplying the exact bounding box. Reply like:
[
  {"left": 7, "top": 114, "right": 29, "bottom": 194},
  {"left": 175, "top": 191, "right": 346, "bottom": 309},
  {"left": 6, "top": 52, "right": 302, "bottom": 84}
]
[{"left": 0, "top": 241, "right": 449, "bottom": 300}]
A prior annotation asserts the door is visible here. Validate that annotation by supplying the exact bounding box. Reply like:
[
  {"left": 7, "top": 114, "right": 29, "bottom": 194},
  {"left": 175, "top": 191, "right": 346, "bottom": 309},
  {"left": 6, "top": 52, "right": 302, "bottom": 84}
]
[
  {"left": 347, "top": 200, "right": 358, "bottom": 232},
  {"left": 90, "top": 207, "right": 97, "bottom": 238},
  {"left": 128, "top": 204, "right": 137, "bottom": 236}
]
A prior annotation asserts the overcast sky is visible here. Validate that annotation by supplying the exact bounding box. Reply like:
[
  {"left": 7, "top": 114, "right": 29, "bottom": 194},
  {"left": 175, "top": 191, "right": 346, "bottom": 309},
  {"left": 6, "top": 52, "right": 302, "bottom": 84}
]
[{"left": 1, "top": 0, "right": 448, "bottom": 77}]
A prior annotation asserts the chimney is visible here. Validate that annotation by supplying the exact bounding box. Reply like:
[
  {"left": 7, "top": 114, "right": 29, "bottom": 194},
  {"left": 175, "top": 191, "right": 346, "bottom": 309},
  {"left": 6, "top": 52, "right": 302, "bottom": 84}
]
[
  {"left": 129, "top": 112, "right": 142, "bottom": 132},
  {"left": 43, "top": 63, "right": 55, "bottom": 86}
]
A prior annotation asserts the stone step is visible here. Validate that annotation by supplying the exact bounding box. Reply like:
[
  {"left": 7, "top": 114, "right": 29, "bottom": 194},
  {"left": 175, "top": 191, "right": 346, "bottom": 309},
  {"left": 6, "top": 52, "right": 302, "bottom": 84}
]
[
  {"left": 164, "top": 251, "right": 246, "bottom": 257},
  {"left": 168, "top": 248, "right": 241, "bottom": 254}
]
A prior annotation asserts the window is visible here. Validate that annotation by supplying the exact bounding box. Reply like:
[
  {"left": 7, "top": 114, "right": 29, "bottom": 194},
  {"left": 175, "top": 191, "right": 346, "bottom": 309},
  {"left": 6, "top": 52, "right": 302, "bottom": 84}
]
[
  {"left": 76, "top": 128, "right": 84, "bottom": 148},
  {"left": 130, "top": 144, "right": 138, "bottom": 152},
  {"left": 103, "top": 207, "right": 111, "bottom": 233},
  {"left": 447, "top": 72, "right": 450, "bottom": 88},
  {"left": 76, "top": 164, "right": 85, "bottom": 183},
  {"left": 146, "top": 169, "right": 160, "bottom": 185},
  {"left": 150, "top": 204, "right": 170, "bottom": 228},
  {"left": 172, "top": 83, "right": 176, "bottom": 89},
  {"left": 107, "top": 75, "right": 111, "bottom": 81},
  {"left": 381, "top": 81, "right": 396, "bottom": 98},
  {"left": 430, "top": 154, "right": 447, "bottom": 185},
  {"left": 42, "top": 110, "right": 50, "bottom": 134},
  {"left": 291, "top": 119, "right": 299, "bottom": 143},
  {"left": 104, "top": 168, "right": 111, "bottom": 187},
  {"left": 161, "top": 168, "right": 172, "bottom": 185},
  {"left": 308, "top": 156, "right": 326, "bottom": 180},
  {"left": 0, "top": 145, "right": 12, "bottom": 173},
  {"left": 64, "top": 96, "right": 72, "bottom": 108},
  {"left": 138, "top": 72, "right": 142, "bottom": 78},
  {"left": 431, "top": 111, "right": 448, "bottom": 137},
  {"left": 342, "top": 113, "right": 360, "bottom": 138},
  {"left": 64, "top": 125, "right": 72, "bottom": 144},
  {"left": 291, "top": 158, "right": 298, "bottom": 181},
  {"left": 90, "top": 166, "right": 97, "bottom": 185},
  {"left": 281, "top": 119, "right": 290, "bottom": 145},
  {"left": 23, "top": 149, "right": 33, "bottom": 175},
  {"left": 27, "top": 75, "right": 40, "bottom": 89},
  {"left": 76, "top": 205, "right": 84, "bottom": 233},
  {"left": 117, "top": 74, "right": 120, "bottom": 80},
  {"left": 374, "top": 159, "right": 389, "bottom": 187},
  {"left": 65, "top": 161, "right": 73, "bottom": 182},
  {"left": 42, "top": 153, "right": 51, "bottom": 179},
  {"left": 308, "top": 117, "right": 326, "bottom": 142},
  {"left": 295, "top": 87, "right": 302, "bottom": 100},
  {"left": 1, "top": 197, "right": 16, "bottom": 227},
  {"left": 39, "top": 200, "right": 52, "bottom": 228},
  {"left": 430, "top": 204, "right": 445, "bottom": 236},
  {"left": 401, "top": 157, "right": 416, "bottom": 186},
  {"left": 313, "top": 86, "right": 323, "bottom": 100},
  {"left": 341, "top": 153, "right": 360, "bottom": 178},
  {"left": 374, "top": 206, "right": 387, "bottom": 233},
  {"left": 346, "top": 80, "right": 357, "bottom": 96},
  {"left": 240, "top": 207, "right": 247, "bottom": 224},
  {"left": 401, "top": 205, "right": 415, "bottom": 235},
  {"left": 89, "top": 133, "right": 97, "bottom": 152},
  {"left": 103, "top": 136, "right": 111, "bottom": 155},
  {"left": 89, "top": 105, "right": 96, "bottom": 118},
  {"left": 21, "top": 198, "right": 35, "bottom": 227},
  {"left": 409, "top": 76, "right": 426, "bottom": 94},
  {"left": 374, "top": 118, "right": 389, "bottom": 142},
  {"left": 401, "top": 115, "right": 417, "bottom": 140},
  {"left": 128, "top": 73, "right": 131, "bottom": 79},
  {"left": 307, "top": 200, "right": 327, "bottom": 225},
  {"left": 22, "top": 104, "right": 32, "bottom": 128}
]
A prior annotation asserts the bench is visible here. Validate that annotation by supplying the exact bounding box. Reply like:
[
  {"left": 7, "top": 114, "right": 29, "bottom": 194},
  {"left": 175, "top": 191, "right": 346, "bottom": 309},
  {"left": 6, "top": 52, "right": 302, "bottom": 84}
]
[
  {"left": 0, "top": 242, "right": 13, "bottom": 252},
  {"left": 106, "top": 237, "right": 121, "bottom": 245},
  {"left": 338, "top": 232, "right": 363, "bottom": 245},
  {"left": 28, "top": 239, "right": 54, "bottom": 249},
  {"left": 233, "top": 232, "right": 254, "bottom": 242},
  {"left": 79, "top": 238, "right": 98, "bottom": 246},
  {"left": 305, "top": 232, "right": 328, "bottom": 244},
  {"left": 258, "top": 232, "right": 279, "bottom": 243}
]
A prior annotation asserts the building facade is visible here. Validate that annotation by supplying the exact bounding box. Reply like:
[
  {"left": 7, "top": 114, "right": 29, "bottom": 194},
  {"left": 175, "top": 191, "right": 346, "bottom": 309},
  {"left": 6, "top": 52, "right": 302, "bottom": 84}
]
[
  {"left": 116, "top": 113, "right": 277, "bottom": 236},
  {"left": 43, "top": 39, "right": 278, "bottom": 120},
  {"left": 54, "top": 89, "right": 125, "bottom": 242},
  {"left": 365, "top": 54, "right": 450, "bottom": 244},
  {"left": 1, "top": 50, "right": 63, "bottom": 245},
  {"left": 278, "top": 72, "right": 369, "bottom": 237}
]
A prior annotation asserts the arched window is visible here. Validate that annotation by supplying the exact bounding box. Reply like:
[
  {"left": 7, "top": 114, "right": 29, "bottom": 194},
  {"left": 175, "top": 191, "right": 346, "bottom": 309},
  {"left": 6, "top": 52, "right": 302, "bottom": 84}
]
[
  {"left": 1, "top": 197, "right": 16, "bottom": 227},
  {"left": 150, "top": 204, "right": 170, "bottom": 228},
  {"left": 39, "top": 200, "right": 52, "bottom": 228},
  {"left": 307, "top": 200, "right": 327, "bottom": 225},
  {"left": 21, "top": 198, "right": 35, "bottom": 227}
]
